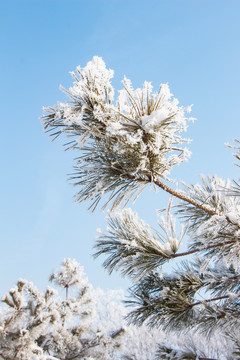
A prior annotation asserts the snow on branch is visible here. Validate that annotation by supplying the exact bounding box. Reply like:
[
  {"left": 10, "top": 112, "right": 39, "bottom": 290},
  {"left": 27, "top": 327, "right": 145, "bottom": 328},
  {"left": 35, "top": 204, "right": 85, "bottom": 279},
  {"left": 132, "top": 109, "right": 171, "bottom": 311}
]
[
  {"left": 42, "top": 57, "right": 240, "bottom": 358},
  {"left": 94, "top": 208, "right": 185, "bottom": 280}
]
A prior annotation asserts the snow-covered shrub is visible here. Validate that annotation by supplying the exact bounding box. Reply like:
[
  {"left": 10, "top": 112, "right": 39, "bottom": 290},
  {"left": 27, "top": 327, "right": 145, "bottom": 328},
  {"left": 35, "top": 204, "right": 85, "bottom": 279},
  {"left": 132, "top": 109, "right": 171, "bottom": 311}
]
[{"left": 0, "top": 259, "right": 164, "bottom": 360}]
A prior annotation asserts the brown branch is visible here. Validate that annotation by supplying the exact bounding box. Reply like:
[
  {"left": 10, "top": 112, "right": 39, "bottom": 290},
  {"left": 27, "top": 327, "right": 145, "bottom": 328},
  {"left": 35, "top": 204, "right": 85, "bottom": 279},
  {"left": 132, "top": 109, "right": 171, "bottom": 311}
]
[
  {"left": 153, "top": 177, "right": 240, "bottom": 228},
  {"left": 126, "top": 174, "right": 240, "bottom": 228},
  {"left": 65, "top": 284, "right": 69, "bottom": 300},
  {"left": 191, "top": 295, "right": 230, "bottom": 308},
  {"left": 171, "top": 238, "right": 239, "bottom": 258},
  {"left": 153, "top": 177, "right": 218, "bottom": 216}
]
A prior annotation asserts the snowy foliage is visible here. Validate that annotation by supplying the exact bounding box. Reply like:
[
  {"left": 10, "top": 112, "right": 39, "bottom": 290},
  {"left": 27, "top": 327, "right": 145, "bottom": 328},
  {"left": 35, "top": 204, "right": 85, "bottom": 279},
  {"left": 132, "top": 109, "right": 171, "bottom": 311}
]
[
  {"left": 49, "top": 258, "right": 88, "bottom": 299},
  {"left": 43, "top": 56, "right": 194, "bottom": 211},
  {"left": 0, "top": 259, "right": 164, "bottom": 360},
  {"left": 43, "top": 58, "right": 240, "bottom": 359},
  {"left": 94, "top": 208, "right": 184, "bottom": 280}
]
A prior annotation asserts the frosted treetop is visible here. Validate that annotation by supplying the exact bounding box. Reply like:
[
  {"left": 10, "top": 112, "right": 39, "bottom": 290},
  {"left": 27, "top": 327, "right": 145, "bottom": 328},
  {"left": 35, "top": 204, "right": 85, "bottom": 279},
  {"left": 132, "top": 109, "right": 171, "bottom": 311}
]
[{"left": 43, "top": 56, "right": 195, "bottom": 210}]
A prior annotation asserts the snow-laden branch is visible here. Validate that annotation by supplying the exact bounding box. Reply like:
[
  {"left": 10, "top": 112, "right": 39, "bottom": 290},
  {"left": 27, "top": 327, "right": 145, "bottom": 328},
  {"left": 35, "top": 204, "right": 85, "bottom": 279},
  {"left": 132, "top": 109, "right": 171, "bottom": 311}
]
[{"left": 42, "top": 57, "right": 240, "bottom": 358}]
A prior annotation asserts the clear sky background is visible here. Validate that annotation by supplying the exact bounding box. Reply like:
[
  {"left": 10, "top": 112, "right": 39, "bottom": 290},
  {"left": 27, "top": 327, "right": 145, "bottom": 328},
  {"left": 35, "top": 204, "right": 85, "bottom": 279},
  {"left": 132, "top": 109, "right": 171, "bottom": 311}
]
[{"left": 1, "top": 0, "right": 240, "bottom": 295}]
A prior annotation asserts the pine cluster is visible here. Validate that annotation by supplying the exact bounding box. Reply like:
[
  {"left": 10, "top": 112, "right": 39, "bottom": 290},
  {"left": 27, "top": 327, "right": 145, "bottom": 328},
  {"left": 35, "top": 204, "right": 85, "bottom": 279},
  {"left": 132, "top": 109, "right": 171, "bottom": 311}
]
[{"left": 0, "top": 259, "right": 126, "bottom": 359}]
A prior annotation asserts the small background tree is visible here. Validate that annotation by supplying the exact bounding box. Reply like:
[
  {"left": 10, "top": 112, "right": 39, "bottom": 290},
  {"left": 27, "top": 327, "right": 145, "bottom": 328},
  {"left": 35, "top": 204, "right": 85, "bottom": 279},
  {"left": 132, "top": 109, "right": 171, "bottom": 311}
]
[{"left": 1, "top": 258, "right": 167, "bottom": 360}]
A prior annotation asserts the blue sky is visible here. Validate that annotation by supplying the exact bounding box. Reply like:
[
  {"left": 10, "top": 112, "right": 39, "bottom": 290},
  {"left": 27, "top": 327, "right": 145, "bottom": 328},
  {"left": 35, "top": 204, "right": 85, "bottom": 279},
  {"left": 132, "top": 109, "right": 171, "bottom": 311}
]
[{"left": 1, "top": 0, "right": 240, "bottom": 294}]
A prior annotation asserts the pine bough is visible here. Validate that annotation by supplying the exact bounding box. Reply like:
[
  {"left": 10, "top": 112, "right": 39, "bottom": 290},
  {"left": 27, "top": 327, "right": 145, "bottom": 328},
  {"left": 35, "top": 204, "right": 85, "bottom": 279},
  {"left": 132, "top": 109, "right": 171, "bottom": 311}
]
[{"left": 41, "top": 57, "right": 240, "bottom": 359}]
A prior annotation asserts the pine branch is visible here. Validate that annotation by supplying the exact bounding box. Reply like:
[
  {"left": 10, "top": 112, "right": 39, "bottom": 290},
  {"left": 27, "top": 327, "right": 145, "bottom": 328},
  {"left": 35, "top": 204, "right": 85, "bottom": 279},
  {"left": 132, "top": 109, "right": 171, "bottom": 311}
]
[
  {"left": 94, "top": 208, "right": 185, "bottom": 279},
  {"left": 94, "top": 205, "right": 240, "bottom": 283},
  {"left": 123, "top": 264, "right": 240, "bottom": 337},
  {"left": 42, "top": 58, "right": 240, "bottom": 358}
]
